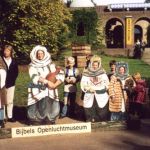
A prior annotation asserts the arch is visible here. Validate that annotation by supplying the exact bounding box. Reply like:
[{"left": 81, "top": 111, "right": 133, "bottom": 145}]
[
  {"left": 134, "top": 17, "right": 150, "bottom": 24},
  {"left": 134, "top": 17, "right": 150, "bottom": 47},
  {"left": 134, "top": 25, "right": 143, "bottom": 43},
  {"left": 105, "top": 18, "right": 124, "bottom": 48}
]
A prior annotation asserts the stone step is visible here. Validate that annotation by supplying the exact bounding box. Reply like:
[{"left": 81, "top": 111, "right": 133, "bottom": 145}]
[
  {"left": 141, "top": 48, "right": 150, "bottom": 65},
  {"left": 142, "top": 58, "right": 150, "bottom": 61},
  {"left": 142, "top": 54, "right": 150, "bottom": 57},
  {"left": 142, "top": 60, "right": 150, "bottom": 64}
]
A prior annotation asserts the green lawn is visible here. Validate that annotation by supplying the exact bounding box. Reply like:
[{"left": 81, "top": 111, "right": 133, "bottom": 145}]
[{"left": 14, "top": 50, "right": 150, "bottom": 106}]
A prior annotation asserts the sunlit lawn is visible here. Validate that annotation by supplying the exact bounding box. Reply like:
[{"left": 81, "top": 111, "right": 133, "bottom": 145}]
[{"left": 14, "top": 49, "right": 150, "bottom": 106}]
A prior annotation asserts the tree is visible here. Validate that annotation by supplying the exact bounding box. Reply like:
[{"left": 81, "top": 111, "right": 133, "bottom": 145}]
[
  {"left": 0, "top": 0, "right": 17, "bottom": 47},
  {"left": 69, "top": 8, "right": 104, "bottom": 49},
  {"left": 8, "top": 0, "right": 72, "bottom": 59},
  {"left": 69, "top": 8, "right": 98, "bottom": 44},
  {"left": 95, "top": 18, "right": 105, "bottom": 49}
]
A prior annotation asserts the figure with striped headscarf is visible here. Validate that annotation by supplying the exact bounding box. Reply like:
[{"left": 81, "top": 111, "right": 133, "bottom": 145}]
[{"left": 80, "top": 55, "right": 109, "bottom": 122}]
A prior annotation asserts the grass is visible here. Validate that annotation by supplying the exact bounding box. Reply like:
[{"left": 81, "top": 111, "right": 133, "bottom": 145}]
[
  {"left": 14, "top": 50, "right": 150, "bottom": 106},
  {"left": 14, "top": 72, "right": 30, "bottom": 106}
]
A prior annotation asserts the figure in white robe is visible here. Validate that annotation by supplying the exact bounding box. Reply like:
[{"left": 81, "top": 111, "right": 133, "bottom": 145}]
[
  {"left": 27, "top": 45, "right": 64, "bottom": 125},
  {"left": 80, "top": 55, "right": 109, "bottom": 122}
]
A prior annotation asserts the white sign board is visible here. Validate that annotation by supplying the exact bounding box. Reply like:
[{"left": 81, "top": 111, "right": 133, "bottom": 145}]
[{"left": 12, "top": 122, "right": 91, "bottom": 138}]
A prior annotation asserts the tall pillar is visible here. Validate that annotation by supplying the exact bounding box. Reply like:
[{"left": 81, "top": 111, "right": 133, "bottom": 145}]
[{"left": 125, "top": 16, "right": 134, "bottom": 49}]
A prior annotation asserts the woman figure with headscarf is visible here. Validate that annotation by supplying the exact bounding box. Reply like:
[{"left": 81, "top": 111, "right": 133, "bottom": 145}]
[
  {"left": 109, "top": 62, "right": 135, "bottom": 121},
  {"left": 80, "top": 55, "right": 109, "bottom": 123},
  {"left": 27, "top": 45, "right": 64, "bottom": 125}
]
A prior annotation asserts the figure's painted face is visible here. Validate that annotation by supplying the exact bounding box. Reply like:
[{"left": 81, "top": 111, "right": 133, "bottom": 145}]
[
  {"left": 118, "top": 66, "right": 125, "bottom": 75},
  {"left": 133, "top": 73, "right": 141, "bottom": 81},
  {"left": 4, "top": 48, "right": 11, "bottom": 58},
  {"left": 92, "top": 61, "right": 99, "bottom": 70},
  {"left": 68, "top": 62, "right": 74, "bottom": 68},
  {"left": 110, "top": 64, "right": 116, "bottom": 72},
  {"left": 37, "top": 50, "right": 45, "bottom": 60},
  {"left": 67, "top": 56, "right": 75, "bottom": 68}
]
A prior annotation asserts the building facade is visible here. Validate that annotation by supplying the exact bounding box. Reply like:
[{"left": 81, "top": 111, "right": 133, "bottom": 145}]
[
  {"left": 69, "top": 1, "right": 150, "bottom": 56},
  {"left": 97, "top": 3, "right": 150, "bottom": 49}
]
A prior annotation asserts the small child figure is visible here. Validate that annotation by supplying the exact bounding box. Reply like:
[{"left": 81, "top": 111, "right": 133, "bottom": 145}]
[
  {"left": 60, "top": 56, "right": 80, "bottom": 118},
  {"left": 133, "top": 72, "right": 146, "bottom": 118},
  {"left": 85, "top": 54, "right": 93, "bottom": 69}
]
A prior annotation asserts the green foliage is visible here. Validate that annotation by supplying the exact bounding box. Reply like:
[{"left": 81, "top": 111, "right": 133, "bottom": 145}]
[
  {"left": 69, "top": 8, "right": 104, "bottom": 48},
  {"left": 0, "top": 0, "right": 17, "bottom": 46},
  {"left": 94, "top": 18, "right": 105, "bottom": 49},
  {"left": 14, "top": 72, "right": 30, "bottom": 106},
  {"left": 15, "top": 0, "right": 71, "bottom": 54},
  {"left": 1, "top": 0, "right": 72, "bottom": 61},
  {"left": 71, "top": 36, "right": 87, "bottom": 45}
]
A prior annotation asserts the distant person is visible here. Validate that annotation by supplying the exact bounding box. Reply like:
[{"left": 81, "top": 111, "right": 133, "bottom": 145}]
[
  {"left": 2, "top": 45, "right": 18, "bottom": 122},
  {"left": 133, "top": 39, "right": 142, "bottom": 59},
  {"left": 107, "top": 60, "right": 116, "bottom": 80},
  {"left": 81, "top": 55, "right": 109, "bottom": 122},
  {"left": 85, "top": 54, "right": 93, "bottom": 69},
  {"left": 142, "top": 41, "right": 146, "bottom": 51},
  {"left": 59, "top": 56, "right": 80, "bottom": 119},
  {"left": 141, "top": 41, "right": 146, "bottom": 58},
  {"left": 0, "top": 57, "right": 6, "bottom": 128},
  {"left": 27, "top": 45, "right": 64, "bottom": 125}
]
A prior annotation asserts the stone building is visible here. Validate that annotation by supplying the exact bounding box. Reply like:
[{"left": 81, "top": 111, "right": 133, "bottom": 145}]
[{"left": 68, "top": 0, "right": 150, "bottom": 56}]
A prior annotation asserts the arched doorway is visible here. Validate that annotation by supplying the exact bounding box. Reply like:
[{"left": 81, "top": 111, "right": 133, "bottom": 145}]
[
  {"left": 105, "top": 18, "right": 124, "bottom": 48},
  {"left": 134, "top": 17, "right": 150, "bottom": 47},
  {"left": 134, "top": 25, "right": 143, "bottom": 43},
  {"left": 77, "top": 22, "right": 85, "bottom": 36},
  {"left": 114, "top": 25, "right": 123, "bottom": 48}
]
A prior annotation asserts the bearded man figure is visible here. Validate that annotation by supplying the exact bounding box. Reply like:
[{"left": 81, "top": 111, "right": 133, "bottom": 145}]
[
  {"left": 80, "top": 55, "right": 109, "bottom": 123},
  {"left": 27, "top": 45, "right": 64, "bottom": 125}
]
